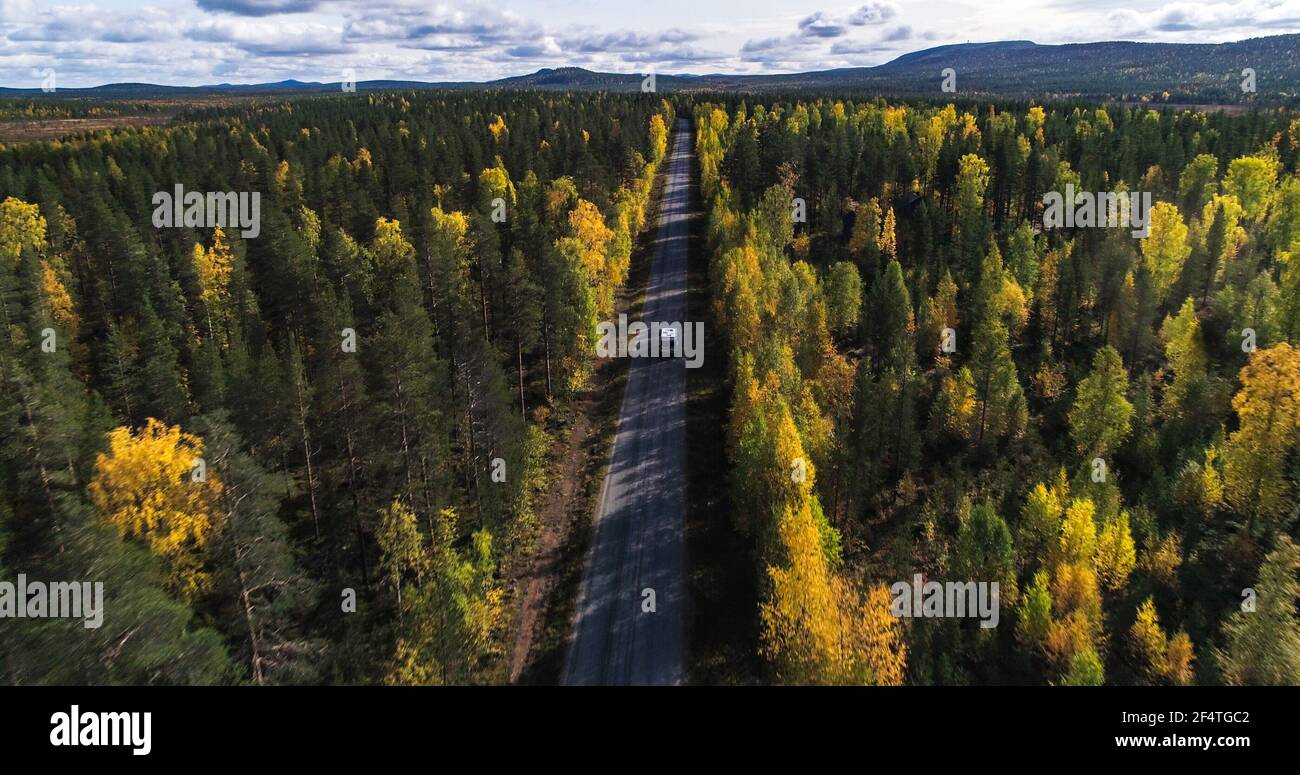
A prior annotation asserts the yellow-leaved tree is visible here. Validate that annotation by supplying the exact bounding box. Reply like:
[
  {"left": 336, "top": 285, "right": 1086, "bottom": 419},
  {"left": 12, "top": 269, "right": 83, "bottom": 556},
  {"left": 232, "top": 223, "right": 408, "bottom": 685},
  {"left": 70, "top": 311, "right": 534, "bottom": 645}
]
[
  {"left": 478, "top": 157, "right": 517, "bottom": 212},
  {"left": 1035, "top": 495, "right": 1106, "bottom": 678},
  {"left": 839, "top": 581, "right": 908, "bottom": 686},
  {"left": 760, "top": 496, "right": 906, "bottom": 685},
  {"left": 1221, "top": 343, "right": 1300, "bottom": 527},
  {"left": 88, "top": 419, "right": 223, "bottom": 601},
  {"left": 1094, "top": 511, "right": 1137, "bottom": 591},
  {"left": 380, "top": 501, "right": 503, "bottom": 685},
  {"left": 192, "top": 227, "right": 235, "bottom": 343},
  {"left": 1160, "top": 297, "right": 1209, "bottom": 418},
  {"left": 648, "top": 113, "right": 668, "bottom": 164},
  {"left": 561, "top": 198, "right": 616, "bottom": 314},
  {"left": 1140, "top": 201, "right": 1190, "bottom": 302},
  {"left": 370, "top": 217, "right": 417, "bottom": 276},
  {"left": 193, "top": 227, "right": 234, "bottom": 309},
  {"left": 761, "top": 499, "right": 843, "bottom": 684},
  {"left": 1129, "top": 596, "right": 1195, "bottom": 685},
  {"left": 40, "top": 258, "right": 79, "bottom": 337},
  {"left": 0, "top": 196, "right": 46, "bottom": 270},
  {"left": 878, "top": 206, "right": 898, "bottom": 261}
]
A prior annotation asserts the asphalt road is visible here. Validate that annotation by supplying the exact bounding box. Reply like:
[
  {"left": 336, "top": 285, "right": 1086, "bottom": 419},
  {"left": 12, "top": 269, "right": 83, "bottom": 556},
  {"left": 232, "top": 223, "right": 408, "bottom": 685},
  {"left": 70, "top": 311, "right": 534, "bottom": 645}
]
[{"left": 562, "top": 119, "right": 694, "bottom": 685}]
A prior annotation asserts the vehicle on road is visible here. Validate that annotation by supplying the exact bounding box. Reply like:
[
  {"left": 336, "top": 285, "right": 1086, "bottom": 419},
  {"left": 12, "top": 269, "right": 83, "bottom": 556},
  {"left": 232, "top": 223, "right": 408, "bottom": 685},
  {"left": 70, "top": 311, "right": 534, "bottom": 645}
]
[{"left": 659, "top": 325, "right": 679, "bottom": 357}]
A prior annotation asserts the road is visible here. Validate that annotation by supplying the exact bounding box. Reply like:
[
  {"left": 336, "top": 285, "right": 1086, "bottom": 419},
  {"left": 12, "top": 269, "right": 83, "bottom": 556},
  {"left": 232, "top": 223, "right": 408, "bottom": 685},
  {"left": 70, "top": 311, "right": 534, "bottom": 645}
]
[{"left": 562, "top": 119, "right": 694, "bottom": 685}]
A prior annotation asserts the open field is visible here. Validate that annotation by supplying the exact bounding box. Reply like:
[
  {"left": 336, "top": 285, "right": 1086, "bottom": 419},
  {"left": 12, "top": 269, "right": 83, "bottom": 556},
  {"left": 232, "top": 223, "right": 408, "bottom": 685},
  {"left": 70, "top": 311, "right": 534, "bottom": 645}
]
[{"left": 0, "top": 114, "right": 174, "bottom": 145}]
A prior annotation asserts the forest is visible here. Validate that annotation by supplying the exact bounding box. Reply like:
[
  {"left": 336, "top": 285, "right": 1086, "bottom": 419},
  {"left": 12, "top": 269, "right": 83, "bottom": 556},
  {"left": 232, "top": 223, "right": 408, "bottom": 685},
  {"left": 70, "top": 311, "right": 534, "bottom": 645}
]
[
  {"left": 0, "top": 90, "right": 673, "bottom": 684},
  {"left": 696, "top": 97, "right": 1300, "bottom": 684},
  {"left": 1, "top": 87, "right": 1299, "bottom": 685}
]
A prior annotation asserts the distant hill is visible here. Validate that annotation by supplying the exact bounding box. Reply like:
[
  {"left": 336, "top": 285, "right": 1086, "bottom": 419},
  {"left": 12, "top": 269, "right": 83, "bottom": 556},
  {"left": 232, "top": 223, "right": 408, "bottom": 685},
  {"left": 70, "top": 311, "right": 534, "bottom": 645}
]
[
  {"left": 2, "top": 34, "right": 1298, "bottom": 103},
  {"left": 667, "top": 35, "right": 1300, "bottom": 101},
  {"left": 814, "top": 36, "right": 1300, "bottom": 101},
  {"left": 0, "top": 79, "right": 438, "bottom": 98}
]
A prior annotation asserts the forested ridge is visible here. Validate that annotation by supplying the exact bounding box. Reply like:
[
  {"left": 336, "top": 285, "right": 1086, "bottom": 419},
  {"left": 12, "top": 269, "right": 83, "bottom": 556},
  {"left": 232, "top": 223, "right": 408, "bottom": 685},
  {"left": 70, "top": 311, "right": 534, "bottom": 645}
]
[
  {"left": 6, "top": 32, "right": 1300, "bottom": 106},
  {"left": 0, "top": 90, "right": 675, "bottom": 684},
  {"left": 696, "top": 98, "right": 1300, "bottom": 685}
]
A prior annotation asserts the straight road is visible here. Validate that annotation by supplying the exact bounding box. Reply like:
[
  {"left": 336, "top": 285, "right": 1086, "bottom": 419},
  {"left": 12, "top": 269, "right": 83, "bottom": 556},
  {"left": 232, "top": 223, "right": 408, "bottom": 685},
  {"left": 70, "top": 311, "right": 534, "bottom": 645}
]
[{"left": 562, "top": 119, "right": 695, "bottom": 685}]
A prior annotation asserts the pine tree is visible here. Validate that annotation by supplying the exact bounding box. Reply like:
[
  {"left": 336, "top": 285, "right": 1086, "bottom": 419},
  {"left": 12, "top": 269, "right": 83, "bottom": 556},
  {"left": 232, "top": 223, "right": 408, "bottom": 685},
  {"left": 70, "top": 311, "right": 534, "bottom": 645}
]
[
  {"left": 199, "top": 413, "right": 324, "bottom": 685},
  {"left": 955, "top": 154, "right": 991, "bottom": 276},
  {"left": 849, "top": 197, "right": 882, "bottom": 277},
  {"left": 1196, "top": 194, "right": 1246, "bottom": 302},
  {"left": 369, "top": 277, "right": 453, "bottom": 522},
  {"left": 955, "top": 499, "right": 1017, "bottom": 602},
  {"left": 1178, "top": 153, "right": 1219, "bottom": 214},
  {"left": 1016, "top": 570, "right": 1053, "bottom": 647},
  {"left": 1068, "top": 345, "right": 1133, "bottom": 459},
  {"left": 1018, "top": 481, "right": 1063, "bottom": 571},
  {"left": 867, "top": 259, "right": 913, "bottom": 369},
  {"left": 1218, "top": 536, "right": 1300, "bottom": 685},
  {"left": 824, "top": 262, "right": 862, "bottom": 336},
  {"left": 380, "top": 502, "right": 502, "bottom": 685},
  {"left": 135, "top": 299, "right": 190, "bottom": 423},
  {"left": 1060, "top": 647, "right": 1104, "bottom": 685},
  {"left": 966, "top": 316, "right": 1026, "bottom": 448}
]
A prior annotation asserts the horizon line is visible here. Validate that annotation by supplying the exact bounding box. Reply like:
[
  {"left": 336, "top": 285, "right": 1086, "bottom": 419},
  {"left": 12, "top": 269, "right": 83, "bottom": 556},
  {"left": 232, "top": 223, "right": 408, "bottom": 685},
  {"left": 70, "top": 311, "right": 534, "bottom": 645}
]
[{"left": 3, "top": 31, "right": 1290, "bottom": 93}]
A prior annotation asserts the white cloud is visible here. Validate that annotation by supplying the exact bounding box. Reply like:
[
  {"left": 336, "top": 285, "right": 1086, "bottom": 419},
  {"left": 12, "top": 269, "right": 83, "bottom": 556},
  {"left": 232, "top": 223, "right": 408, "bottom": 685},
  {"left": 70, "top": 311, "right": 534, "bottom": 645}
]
[
  {"left": 1108, "top": 0, "right": 1300, "bottom": 37},
  {"left": 1, "top": 0, "right": 1299, "bottom": 86},
  {"left": 196, "top": 0, "right": 321, "bottom": 15},
  {"left": 188, "top": 17, "right": 350, "bottom": 56},
  {"left": 849, "top": 1, "right": 902, "bottom": 26}
]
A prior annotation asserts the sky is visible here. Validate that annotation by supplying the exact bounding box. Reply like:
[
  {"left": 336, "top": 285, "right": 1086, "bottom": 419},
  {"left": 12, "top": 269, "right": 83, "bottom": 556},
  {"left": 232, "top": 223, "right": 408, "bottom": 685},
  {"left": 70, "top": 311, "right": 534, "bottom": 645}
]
[{"left": 2, "top": 0, "right": 1300, "bottom": 87}]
